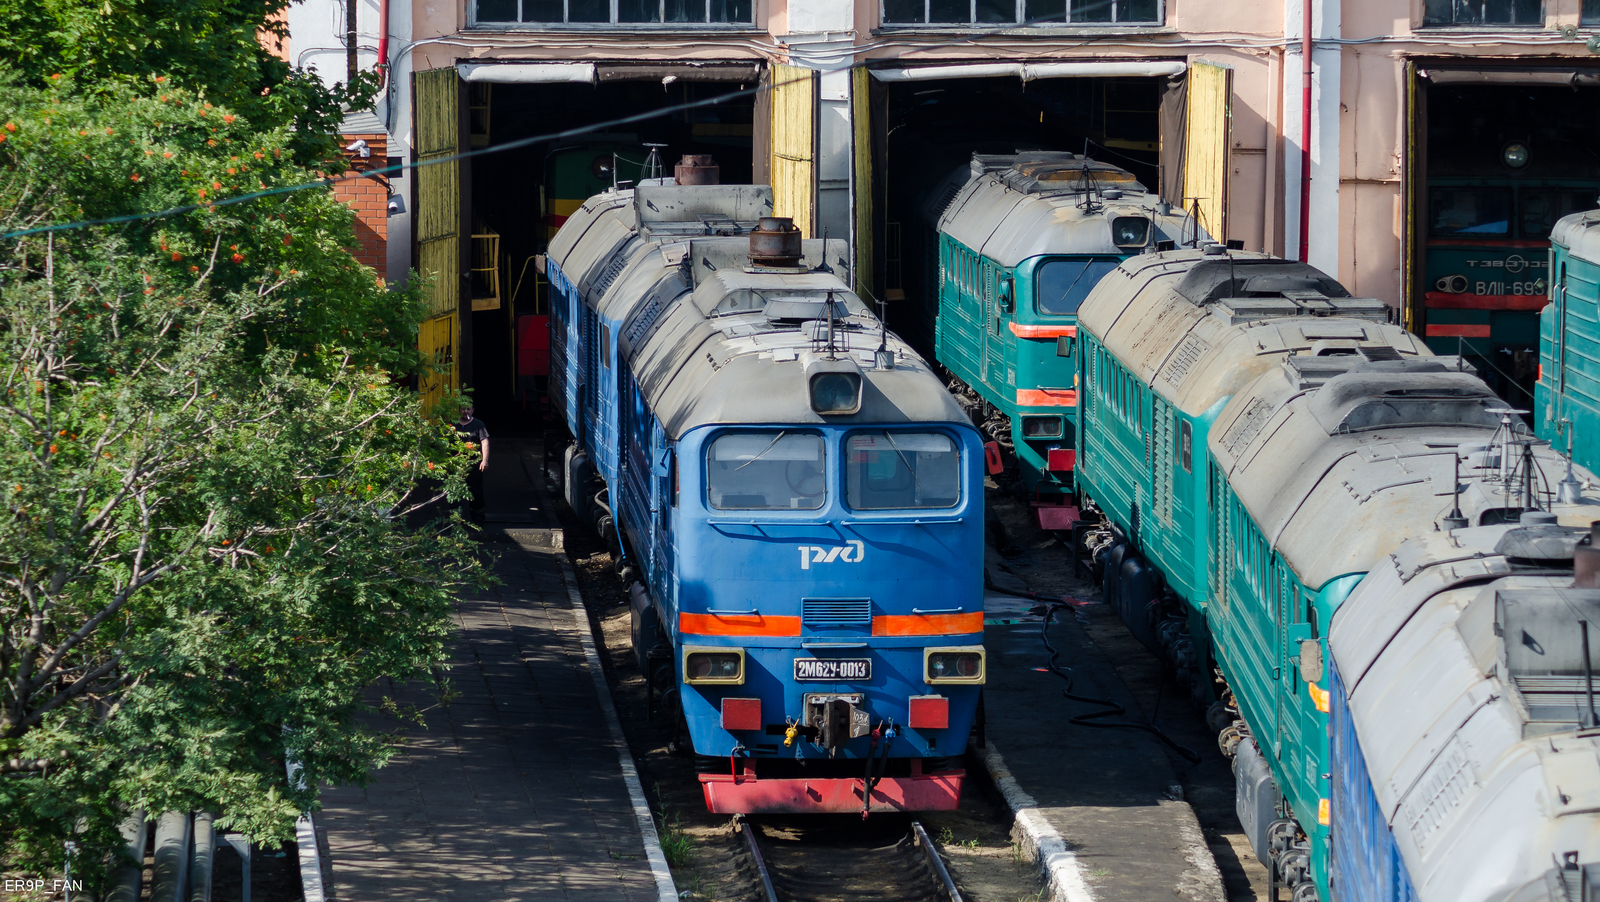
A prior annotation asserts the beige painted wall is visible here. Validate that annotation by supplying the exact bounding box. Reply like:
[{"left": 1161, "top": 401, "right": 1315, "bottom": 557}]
[
  {"left": 398, "top": 0, "right": 1600, "bottom": 307},
  {"left": 1329, "top": 0, "right": 1600, "bottom": 307}
]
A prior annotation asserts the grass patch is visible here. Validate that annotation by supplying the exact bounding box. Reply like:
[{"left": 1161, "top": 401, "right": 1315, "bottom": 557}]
[{"left": 653, "top": 783, "right": 694, "bottom": 868}]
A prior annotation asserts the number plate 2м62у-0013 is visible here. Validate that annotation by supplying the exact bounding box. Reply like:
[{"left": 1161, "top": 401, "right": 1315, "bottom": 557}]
[{"left": 794, "top": 658, "right": 872, "bottom": 681}]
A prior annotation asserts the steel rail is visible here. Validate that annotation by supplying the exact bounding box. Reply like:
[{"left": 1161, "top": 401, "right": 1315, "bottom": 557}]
[
  {"left": 738, "top": 816, "right": 780, "bottom": 902},
  {"left": 912, "top": 820, "right": 964, "bottom": 902}
]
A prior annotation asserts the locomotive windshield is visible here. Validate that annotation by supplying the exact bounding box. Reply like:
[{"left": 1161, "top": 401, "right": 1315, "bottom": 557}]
[
  {"left": 1519, "top": 188, "right": 1597, "bottom": 240},
  {"left": 846, "top": 432, "right": 960, "bottom": 510},
  {"left": 1429, "top": 187, "right": 1510, "bottom": 237},
  {"left": 706, "top": 431, "right": 826, "bottom": 510},
  {"left": 1036, "top": 257, "right": 1122, "bottom": 315}
]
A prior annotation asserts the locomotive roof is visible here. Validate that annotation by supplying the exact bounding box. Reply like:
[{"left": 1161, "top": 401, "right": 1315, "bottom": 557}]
[
  {"left": 1077, "top": 249, "right": 1422, "bottom": 419},
  {"left": 932, "top": 153, "right": 1202, "bottom": 269},
  {"left": 1077, "top": 248, "right": 1599, "bottom": 589},
  {"left": 546, "top": 185, "right": 969, "bottom": 439},
  {"left": 1328, "top": 524, "right": 1600, "bottom": 898},
  {"left": 1208, "top": 353, "right": 1600, "bottom": 590},
  {"left": 1551, "top": 208, "right": 1600, "bottom": 262}
]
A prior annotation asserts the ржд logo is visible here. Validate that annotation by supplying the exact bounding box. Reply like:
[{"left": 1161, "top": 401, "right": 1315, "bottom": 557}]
[{"left": 799, "top": 541, "right": 866, "bottom": 569}]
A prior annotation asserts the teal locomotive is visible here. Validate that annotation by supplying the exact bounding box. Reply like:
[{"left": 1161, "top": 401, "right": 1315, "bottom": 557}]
[
  {"left": 917, "top": 152, "right": 1200, "bottom": 501},
  {"left": 1074, "top": 246, "right": 1600, "bottom": 900},
  {"left": 1537, "top": 209, "right": 1600, "bottom": 483}
]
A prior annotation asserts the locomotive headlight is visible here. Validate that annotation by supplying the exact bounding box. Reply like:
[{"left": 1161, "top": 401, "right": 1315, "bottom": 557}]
[
  {"left": 804, "top": 353, "right": 865, "bottom": 415},
  {"left": 1502, "top": 142, "right": 1530, "bottom": 170},
  {"left": 1111, "top": 216, "right": 1152, "bottom": 249},
  {"left": 810, "top": 372, "right": 862, "bottom": 414},
  {"left": 1021, "top": 416, "right": 1064, "bottom": 439},
  {"left": 684, "top": 646, "right": 745, "bottom": 685},
  {"left": 925, "top": 646, "right": 985, "bottom": 684}
]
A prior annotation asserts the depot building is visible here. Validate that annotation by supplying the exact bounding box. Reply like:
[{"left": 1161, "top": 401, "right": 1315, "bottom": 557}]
[{"left": 279, "top": 0, "right": 1600, "bottom": 420}]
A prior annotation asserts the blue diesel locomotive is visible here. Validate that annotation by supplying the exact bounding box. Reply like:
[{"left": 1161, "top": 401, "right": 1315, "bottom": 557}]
[
  {"left": 1072, "top": 246, "right": 1600, "bottom": 900},
  {"left": 544, "top": 177, "right": 987, "bottom": 814}
]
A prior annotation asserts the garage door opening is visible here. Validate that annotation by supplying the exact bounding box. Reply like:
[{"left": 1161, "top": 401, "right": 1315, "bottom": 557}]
[
  {"left": 457, "top": 75, "right": 756, "bottom": 428},
  {"left": 868, "top": 73, "right": 1167, "bottom": 357},
  {"left": 1414, "top": 73, "right": 1600, "bottom": 411}
]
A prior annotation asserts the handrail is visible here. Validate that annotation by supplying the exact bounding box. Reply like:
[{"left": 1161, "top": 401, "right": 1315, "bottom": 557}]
[
  {"left": 841, "top": 517, "right": 964, "bottom": 526},
  {"left": 911, "top": 606, "right": 963, "bottom": 615}
]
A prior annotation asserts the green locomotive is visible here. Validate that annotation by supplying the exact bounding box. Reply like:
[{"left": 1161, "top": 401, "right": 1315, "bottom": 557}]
[
  {"left": 1537, "top": 209, "right": 1600, "bottom": 482},
  {"left": 919, "top": 153, "right": 1200, "bottom": 502},
  {"left": 1075, "top": 247, "right": 1600, "bottom": 899}
]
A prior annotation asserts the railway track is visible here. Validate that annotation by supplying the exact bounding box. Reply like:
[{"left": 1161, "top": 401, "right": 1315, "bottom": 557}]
[{"left": 736, "top": 814, "right": 962, "bottom": 902}]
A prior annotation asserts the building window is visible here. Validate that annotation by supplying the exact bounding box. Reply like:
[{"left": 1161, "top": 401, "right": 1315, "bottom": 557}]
[
  {"left": 476, "top": 0, "right": 752, "bottom": 25},
  {"left": 1422, "top": 0, "right": 1543, "bottom": 26},
  {"left": 883, "top": 0, "right": 1159, "bottom": 25},
  {"left": 1585, "top": 0, "right": 1600, "bottom": 24}
]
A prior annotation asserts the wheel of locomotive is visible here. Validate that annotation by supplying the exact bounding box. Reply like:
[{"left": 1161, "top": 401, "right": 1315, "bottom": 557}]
[
  {"left": 1119, "top": 555, "right": 1160, "bottom": 651},
  {"left": 1205, "top": 701, "right": 1236, "bottom": 735},
  {"left": 1291, "top": 882, "right": 1320, "bottom": 902},
  {"left": 1100, "top": 542, "right": 1128, "bottom": 613},
  {"left": 659, "top": 685, "right": 692, "bottom": 757}
]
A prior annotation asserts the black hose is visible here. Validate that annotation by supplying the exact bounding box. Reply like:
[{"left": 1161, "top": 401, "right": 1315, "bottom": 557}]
[{"left": 1038, "top": 602, "right": 1202, "bottom": 765}]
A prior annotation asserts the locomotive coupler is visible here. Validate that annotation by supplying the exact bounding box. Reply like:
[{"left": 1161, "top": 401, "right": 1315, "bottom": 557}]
[{"left": 804, "top": 693, "right": 870, "bottom": 755}]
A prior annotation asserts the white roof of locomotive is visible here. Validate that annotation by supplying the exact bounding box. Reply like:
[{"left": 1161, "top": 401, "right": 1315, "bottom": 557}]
[
  {"left": 1077, "top": 249, "right": 1421, "bottom": 418},
  {"left": 1551, "top": 208, "right": 1600, "bottom": 264},
  {"left": 1076, "top": 248, "right": 1600, "bottom": 589},
  {"left": 545, "top": 184, "right": 969, "bottom": 439},
  {"left": 1330, "top": 526, "right": 1600, "bottom": 901},
  {"left": 932, "top": 153, "right": 1203, "bottom": 269},
  {"left": 1208, "top": 356, "right": 1600, "bottom": 590}
]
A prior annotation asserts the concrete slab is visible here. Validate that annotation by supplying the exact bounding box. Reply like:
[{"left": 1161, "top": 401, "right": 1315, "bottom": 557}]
[
  {"left": 979, "top": 587, "right": 1226, "bottom": 902},
  {"left": 319, "top": 439, "right": 673, "bottom": 902}
]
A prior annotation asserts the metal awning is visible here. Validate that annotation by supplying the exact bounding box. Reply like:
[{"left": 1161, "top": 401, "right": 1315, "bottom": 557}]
[
  {"left": 1422, "top": 68, "right": 1600, "bottom": 87},
  {"left": 869, "top": 60, "right": 1187, "bottom": 82},
  {"left": 597, "top": 63, "right": 762, "bottom": 82},
  {"left": 457, "top": 62, "right": 597, "bottom": 83},
  {"left": 454, "top": 61, "right": 762, "bottom": 84}
]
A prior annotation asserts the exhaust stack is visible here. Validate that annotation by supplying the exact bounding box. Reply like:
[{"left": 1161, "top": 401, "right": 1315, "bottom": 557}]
[
  {"left": 674, "top": 154, "right": 720, "bottom": 185},
  {"left": 750, "top": 216, "right": 803, "bottom": 268}
]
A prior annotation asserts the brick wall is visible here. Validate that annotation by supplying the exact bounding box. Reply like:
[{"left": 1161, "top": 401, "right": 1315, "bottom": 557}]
[{"left": 333, "top": 132, "right": 389, "bottom": 277}]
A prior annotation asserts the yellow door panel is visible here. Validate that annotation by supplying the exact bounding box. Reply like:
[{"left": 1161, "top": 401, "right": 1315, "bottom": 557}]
[
  {"left": 770, "top": 63, "right": 816, "bottom": 238},
  {"left": 1184, "top": 61, "right": 1233, "bottom": 244}
]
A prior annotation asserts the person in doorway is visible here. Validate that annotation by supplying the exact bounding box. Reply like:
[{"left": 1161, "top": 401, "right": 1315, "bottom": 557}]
[{"left": 455, "top": 403, "right": 489, "bottom": 523}]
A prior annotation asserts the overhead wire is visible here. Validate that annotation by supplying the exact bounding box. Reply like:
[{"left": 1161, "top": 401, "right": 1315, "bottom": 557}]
[{"left": 0, "top": 69, "right": 808, "bottom": 241}]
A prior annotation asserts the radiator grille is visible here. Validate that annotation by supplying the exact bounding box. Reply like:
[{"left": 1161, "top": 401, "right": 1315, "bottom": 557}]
[{"left": 802, "top": 598, "right": 872, "bottom": 627}]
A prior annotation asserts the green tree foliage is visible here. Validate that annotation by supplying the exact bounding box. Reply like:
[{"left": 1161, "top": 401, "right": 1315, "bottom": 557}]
[
  {"left": 0, "top": 80, "right": 484, "bottom": 875},
  {"left": 0, "top": 0, "right": 377, "bottom": 165}
]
